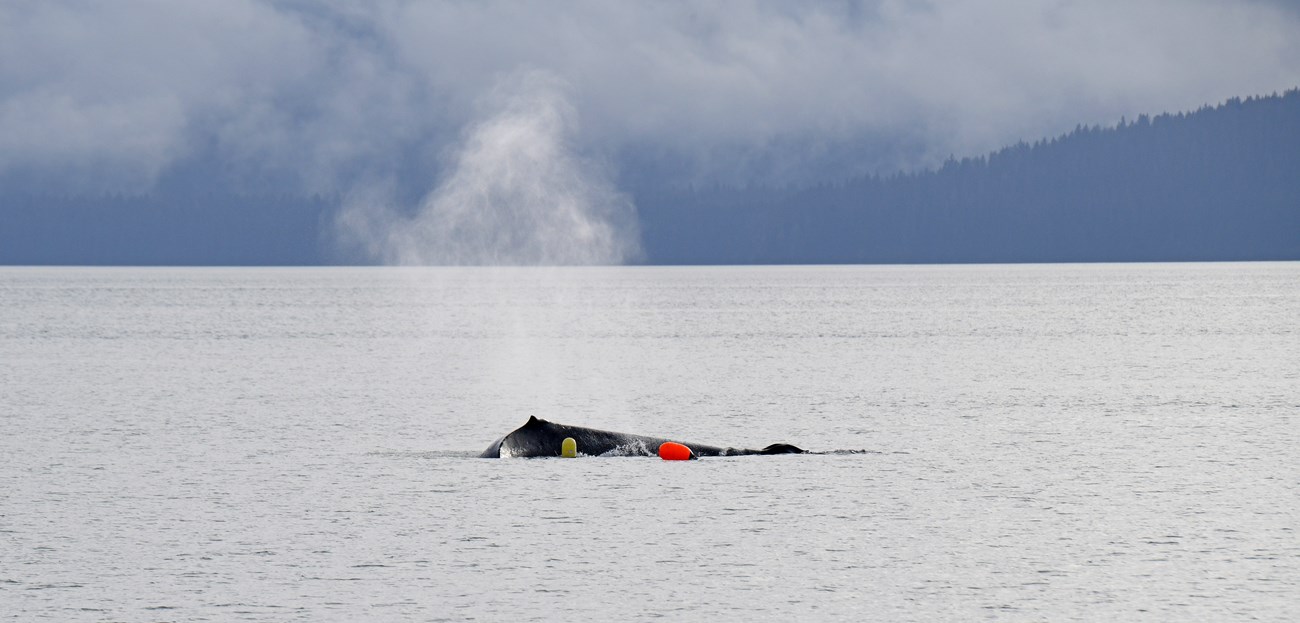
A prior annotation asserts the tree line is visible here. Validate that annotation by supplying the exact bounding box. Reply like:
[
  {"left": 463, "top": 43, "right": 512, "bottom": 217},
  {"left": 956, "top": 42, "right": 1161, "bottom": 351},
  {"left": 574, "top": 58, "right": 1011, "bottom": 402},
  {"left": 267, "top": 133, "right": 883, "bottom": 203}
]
[
  {"left": 2, "top": 90, "right": 1296, "bottom": 264},
  {"left": 635, "top": 89, "right": 1300, "bottom": 263}
]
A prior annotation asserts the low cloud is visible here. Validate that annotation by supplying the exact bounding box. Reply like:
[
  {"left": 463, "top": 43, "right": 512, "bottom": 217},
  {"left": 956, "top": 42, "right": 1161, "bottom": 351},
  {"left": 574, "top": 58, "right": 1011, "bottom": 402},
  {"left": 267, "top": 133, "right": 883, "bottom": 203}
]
[{"left": 2, "top": 0, "right": 1299, "bottom": 193}]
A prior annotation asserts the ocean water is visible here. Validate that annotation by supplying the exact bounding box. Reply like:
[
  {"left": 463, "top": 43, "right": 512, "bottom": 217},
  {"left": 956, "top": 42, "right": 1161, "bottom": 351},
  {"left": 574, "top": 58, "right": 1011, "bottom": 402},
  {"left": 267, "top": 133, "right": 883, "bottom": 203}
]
[{"left": 1, "top": 263, "right": 1297, "bottom": 621}]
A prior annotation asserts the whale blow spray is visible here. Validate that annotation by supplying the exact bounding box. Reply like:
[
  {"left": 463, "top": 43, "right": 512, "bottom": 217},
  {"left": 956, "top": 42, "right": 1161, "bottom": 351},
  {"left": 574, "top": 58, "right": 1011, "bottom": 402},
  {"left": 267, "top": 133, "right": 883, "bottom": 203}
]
[
  {"left": 339, "top": 70, "right": 640, "bottom": 266},
  {"left": 334, "top": 71, "right": 644, "bottom": 440}
]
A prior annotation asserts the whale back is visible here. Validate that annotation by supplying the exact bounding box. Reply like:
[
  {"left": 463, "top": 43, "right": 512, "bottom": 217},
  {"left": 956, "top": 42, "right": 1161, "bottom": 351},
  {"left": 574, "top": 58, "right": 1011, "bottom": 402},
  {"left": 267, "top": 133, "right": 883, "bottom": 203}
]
[{"left": 479, "top": 416, "right": 804, "bottom": 458}]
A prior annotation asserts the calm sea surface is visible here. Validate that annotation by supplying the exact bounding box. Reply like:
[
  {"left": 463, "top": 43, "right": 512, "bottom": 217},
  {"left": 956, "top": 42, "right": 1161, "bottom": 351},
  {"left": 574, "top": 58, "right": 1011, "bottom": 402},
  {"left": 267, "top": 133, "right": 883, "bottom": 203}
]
[{"left": 1, "top": 264, "right": 1297, "bottom": 621}]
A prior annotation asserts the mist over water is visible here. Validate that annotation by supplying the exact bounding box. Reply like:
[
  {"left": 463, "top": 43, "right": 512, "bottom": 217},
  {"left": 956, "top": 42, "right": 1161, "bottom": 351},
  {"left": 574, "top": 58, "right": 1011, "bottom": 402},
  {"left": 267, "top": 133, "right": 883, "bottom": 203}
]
[
  {"left": 331, "top": 72, "right": 645, "bottom": 447},
  {"left": 338, "top": 71, "right": 640, "bottom": 266}
]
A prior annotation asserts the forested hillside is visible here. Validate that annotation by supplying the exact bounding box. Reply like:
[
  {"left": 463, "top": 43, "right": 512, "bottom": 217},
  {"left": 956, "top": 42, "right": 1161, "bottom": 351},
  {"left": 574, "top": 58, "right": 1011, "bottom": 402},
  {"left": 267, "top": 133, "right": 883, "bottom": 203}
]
[
  {"left": 2, "top": 90, "right": 1297, "bottom": 264},
  {"left": 637, "top": 89, "right": 1300, "bottom": 263}
]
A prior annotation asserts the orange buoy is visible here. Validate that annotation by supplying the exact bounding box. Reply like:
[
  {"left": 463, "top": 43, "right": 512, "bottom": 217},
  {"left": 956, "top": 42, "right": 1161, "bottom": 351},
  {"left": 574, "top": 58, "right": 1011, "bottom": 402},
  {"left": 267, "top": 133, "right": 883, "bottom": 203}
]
[{"left": 658, "top": 441, "right": 695, "bottom": 461}]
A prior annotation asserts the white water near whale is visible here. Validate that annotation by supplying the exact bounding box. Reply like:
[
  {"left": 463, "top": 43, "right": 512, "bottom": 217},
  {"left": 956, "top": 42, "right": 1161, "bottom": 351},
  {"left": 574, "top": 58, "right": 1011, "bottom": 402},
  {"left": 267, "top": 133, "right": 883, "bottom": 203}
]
[{"left": 2, "top": 263, "right": 1297, "bottom": 621}]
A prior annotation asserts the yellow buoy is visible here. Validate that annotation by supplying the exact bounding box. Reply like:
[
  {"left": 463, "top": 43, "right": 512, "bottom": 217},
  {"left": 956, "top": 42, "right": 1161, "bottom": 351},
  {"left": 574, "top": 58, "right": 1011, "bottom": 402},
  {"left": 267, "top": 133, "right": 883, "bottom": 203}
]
[{"left": 561, "top": 437, "right": 578, "bottom": 458}]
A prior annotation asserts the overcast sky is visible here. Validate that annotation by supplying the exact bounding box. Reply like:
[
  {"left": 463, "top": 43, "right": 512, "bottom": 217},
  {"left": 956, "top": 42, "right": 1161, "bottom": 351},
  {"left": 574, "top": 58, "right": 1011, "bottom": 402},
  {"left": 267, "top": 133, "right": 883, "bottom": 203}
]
[{"left": 2, "top": 0, "right": 1298, "bottom": 194}]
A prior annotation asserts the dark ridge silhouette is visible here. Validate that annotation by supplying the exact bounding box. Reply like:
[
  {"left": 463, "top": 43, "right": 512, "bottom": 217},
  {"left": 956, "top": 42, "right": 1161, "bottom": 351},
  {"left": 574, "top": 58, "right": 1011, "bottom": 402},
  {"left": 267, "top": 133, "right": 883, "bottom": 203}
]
[
  {"left": 0, "top": 190, "right": 336, "bottom": 266},
  {"left": 637, "top": 89, "right": 1300, "bottom": 263},
  {"left": 1, "top": 89, "right": 1297, "bottom": 265}
]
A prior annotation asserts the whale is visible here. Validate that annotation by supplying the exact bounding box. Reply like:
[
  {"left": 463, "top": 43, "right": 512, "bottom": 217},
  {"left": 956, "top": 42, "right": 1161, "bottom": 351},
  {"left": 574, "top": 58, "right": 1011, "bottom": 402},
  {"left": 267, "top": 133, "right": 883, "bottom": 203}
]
[{"left": 479, "top": 416, "right": 805, "bottom": 458}]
